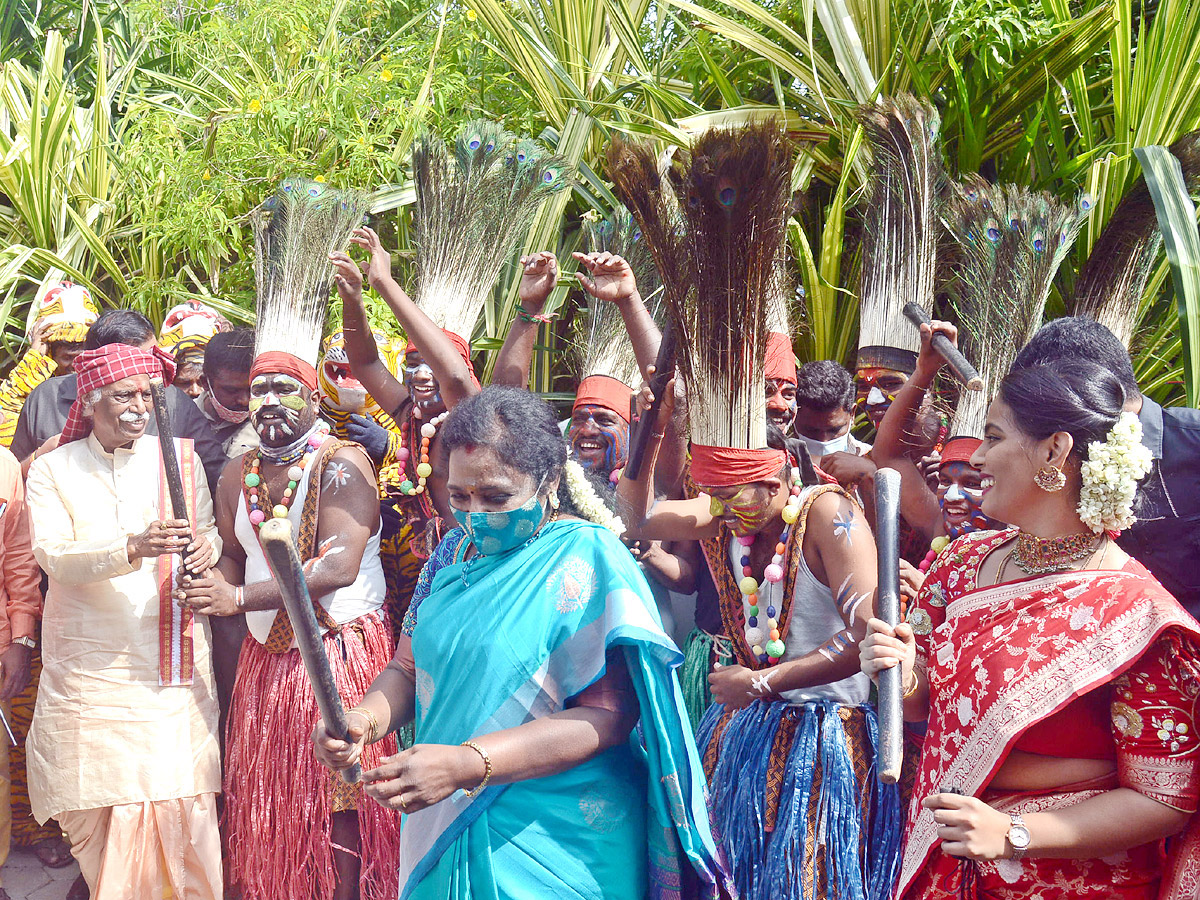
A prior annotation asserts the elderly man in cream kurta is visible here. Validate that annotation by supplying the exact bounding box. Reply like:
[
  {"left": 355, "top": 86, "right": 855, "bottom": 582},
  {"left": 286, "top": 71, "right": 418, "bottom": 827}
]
[{"left": 23, "top": 344, "right": 223, "bottom": 900}]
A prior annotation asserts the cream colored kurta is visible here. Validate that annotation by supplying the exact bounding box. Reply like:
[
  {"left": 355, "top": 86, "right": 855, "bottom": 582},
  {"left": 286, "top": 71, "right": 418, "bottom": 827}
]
[{"left": 24, "top": 433, "right": 222, "bottom": 824}]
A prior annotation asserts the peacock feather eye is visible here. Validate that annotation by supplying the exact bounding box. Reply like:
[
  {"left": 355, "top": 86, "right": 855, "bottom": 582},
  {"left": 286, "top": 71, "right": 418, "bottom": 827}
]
[
  {"left": 1079, "top": 193, "right": 1094, "bottom": 212},
  {"left": 633, "top": 228, "right": 642, "bottom": 241},
  {"left": 307, "top": 184, "right": 322, "bottom": 197},
  {"left": 985, "top": 220, "right": 1001, "bottom": 242},
  {"left": 469, "top": 138, "right": 481, "bottom": 150},
  {"left": 485, "top": 140, "right": 495, "bottom": 152},
  {"left": 719, "top": 187, "right": 736, "bottom": 206},
  {"left": 1031, "top": 228, "right": 1046, "bottom": 252},
  {"left": 1009, "top": 217, "right": 1020, "bottom": 230}
]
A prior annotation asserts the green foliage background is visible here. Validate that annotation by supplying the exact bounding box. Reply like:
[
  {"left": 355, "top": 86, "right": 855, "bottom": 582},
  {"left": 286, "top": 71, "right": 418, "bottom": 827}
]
[{"left": 2, "top": 0, "right": 1199, "bottom": 405}]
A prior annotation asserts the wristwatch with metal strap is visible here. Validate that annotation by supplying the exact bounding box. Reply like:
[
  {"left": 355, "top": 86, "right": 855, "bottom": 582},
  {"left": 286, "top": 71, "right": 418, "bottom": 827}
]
[{"left": 1007, "top": 813, "right": 1031, "bottom": 860}]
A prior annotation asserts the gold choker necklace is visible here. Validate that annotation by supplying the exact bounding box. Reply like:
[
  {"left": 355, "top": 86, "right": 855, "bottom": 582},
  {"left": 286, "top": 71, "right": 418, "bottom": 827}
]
[{"left": 1011, "top": 531, "right": 1100, "bottom": 575}]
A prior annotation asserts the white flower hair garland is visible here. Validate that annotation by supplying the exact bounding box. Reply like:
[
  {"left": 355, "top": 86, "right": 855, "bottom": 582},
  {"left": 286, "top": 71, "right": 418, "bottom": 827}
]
[
  {"left": 1077, "top": 411, "right": 1152, "bottom": 534},
  {"left": 563, "top": 459, "right": 626, "bottom": 536}
]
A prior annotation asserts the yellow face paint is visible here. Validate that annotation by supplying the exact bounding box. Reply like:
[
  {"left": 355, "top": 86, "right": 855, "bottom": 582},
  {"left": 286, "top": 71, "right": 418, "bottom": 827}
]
[{"left": 709, "top": 495, "right": 726, "bottom": 516}]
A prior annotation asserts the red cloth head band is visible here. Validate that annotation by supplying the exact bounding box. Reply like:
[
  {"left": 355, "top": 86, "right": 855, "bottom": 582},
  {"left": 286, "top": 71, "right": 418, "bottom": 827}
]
[
  {"left": 62, "top": 344, "right": 176, "bottom": 444},
  {"left": 250, "top": 351, "right": 318, "bottom": 393},
  {"left": 403, "top": 329, "right": 480, "bottom": 389},
  {"left": 573, "top": 374, "right": 633, "bottom": 423},
  {"left": 765, "top": 331, "right": 797, "bottom": 385},
  {"left": 940, "top": 435, "right": 982, "bottom": 468},
  {"left": 690, "top": 444, "right": 787, "bottom": 488}
]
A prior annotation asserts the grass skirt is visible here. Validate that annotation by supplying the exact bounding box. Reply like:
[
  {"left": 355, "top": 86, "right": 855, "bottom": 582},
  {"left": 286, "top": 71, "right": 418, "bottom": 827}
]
[
  {"left": 224, "top": 609, "right": 401, "bottom": 900},
  {"left": 698, "top": 698, "right": 902, "bottom": 900}
]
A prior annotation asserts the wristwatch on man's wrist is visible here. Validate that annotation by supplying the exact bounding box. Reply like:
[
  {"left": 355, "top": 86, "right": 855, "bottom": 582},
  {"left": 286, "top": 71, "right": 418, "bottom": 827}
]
[{"left": 1006, "top": 813, "right": 1031, "bottom": 860}]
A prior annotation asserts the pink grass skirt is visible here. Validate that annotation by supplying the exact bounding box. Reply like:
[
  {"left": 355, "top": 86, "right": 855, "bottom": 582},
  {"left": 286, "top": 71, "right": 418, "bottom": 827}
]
[{"left": 223, "top": 609, "right": 401, "bottom": 900}]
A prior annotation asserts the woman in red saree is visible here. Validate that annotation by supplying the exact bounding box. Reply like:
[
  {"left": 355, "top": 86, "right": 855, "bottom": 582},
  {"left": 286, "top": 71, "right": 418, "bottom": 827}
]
[{"left": 862, "top": 354, "right": 1200, "bottom": 899}]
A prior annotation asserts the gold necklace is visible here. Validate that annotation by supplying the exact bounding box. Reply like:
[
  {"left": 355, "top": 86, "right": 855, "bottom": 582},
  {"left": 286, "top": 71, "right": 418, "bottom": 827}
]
[{"left": 999, "top": 531, "right": 1104, "bottom": 581}]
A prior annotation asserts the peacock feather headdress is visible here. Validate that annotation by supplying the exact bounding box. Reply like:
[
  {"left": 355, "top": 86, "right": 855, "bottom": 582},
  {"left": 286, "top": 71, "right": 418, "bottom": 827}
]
[
  {"left": 1072, "top": 130, "right": 1200, "bottom": 348},
  {"left": 253, "top": 176, "right": 369, "bottom": 367},
  {"left": 856, "top": 94, "right": 945, "bottom": 375},
  {"left": 571, "top": 207, "right": 664, "bottom": 388},
  {"left": 607, "top": 121, "right": 793, "bottom": 450},
  {"left": 946, "top": 177, "right": 1089, "bottom": 437},
  {"left": 411, "top": 120, "right": 570, "bottom": 341}
]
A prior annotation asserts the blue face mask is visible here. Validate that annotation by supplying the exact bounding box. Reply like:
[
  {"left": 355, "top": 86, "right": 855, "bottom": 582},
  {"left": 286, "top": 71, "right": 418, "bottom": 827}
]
[{"left": 451, "top": 490, "right": 548, "bottom": 556}]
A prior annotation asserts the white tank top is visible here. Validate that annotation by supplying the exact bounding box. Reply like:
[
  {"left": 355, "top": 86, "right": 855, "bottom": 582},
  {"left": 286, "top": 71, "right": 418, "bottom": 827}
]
[
  {"left": 234, "top": 442, "right": 385, "bottom": 645},
  {"left": 726, "top": 500, "right": 871, "bottom": 706}
]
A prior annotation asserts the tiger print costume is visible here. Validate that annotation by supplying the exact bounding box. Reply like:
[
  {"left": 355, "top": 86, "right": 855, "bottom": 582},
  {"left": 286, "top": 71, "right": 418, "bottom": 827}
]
[{"left": 0, "top": 350, "right": 57, "bottom": 449}]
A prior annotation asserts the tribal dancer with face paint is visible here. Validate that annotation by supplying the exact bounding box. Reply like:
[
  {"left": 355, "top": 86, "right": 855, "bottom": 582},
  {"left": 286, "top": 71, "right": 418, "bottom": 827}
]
[
  {"left": 180, "top": 177, "right": 400, "bottom": 900},
  {"left": 332, "top": 124, "right": 567, "bottom": 648},
  {"left": 874, "top": 178, "right": 1087, "bottom": 599},
  {"left": 611, "top": 122, "right": 902, "bottom": 900}
]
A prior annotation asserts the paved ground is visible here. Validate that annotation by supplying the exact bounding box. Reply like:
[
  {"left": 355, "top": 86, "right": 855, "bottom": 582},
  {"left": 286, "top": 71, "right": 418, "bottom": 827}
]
[{"left": 2, "top": 848, "right": 80, "bottom": 900}]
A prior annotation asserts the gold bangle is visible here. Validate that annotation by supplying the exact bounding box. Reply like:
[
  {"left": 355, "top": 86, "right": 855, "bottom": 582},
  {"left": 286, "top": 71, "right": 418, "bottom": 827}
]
[
  {"left": 347, "top": 706, "right": 379, "bottom": 744},
  {"left": 461, "top": 740, "right": 492, "bottom": 799},
  {"left": 902, "top": 668, "right": 921, "bottom": 699}
]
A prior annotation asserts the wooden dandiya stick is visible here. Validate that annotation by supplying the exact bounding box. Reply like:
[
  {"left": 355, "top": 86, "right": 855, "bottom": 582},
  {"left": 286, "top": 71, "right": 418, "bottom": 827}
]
[
  {"left": 623, "top": 322, "right": 676, "bottom": 482},
  {"left": 902, "top": 302, "right": 984, "bottom": 392},
  {"left": 874, "top": 466, "right": 904, "bottom": 784},
  {"left": 258, "top": 517, "right": 361, "bottom": 784}
]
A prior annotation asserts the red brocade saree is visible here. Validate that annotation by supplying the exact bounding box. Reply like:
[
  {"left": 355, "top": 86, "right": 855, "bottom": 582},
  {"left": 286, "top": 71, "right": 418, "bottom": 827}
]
[{"left": 900, "top": 528, "right": 1200, "bottom": 900}]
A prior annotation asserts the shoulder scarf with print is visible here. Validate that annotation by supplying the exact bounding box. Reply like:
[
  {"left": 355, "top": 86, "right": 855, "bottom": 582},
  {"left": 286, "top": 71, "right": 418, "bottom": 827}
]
[{"left": 899, "top": 527, "right": 1200, "bottom": 899}]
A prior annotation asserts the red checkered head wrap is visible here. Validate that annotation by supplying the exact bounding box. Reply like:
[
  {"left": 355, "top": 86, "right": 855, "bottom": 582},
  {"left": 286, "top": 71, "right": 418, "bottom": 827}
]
[
  {"left": 404, "top": 329, "right": 480, "bottom": 389},
  {"left": 62, "top": 344, "right": 176, "bottom": 444}
]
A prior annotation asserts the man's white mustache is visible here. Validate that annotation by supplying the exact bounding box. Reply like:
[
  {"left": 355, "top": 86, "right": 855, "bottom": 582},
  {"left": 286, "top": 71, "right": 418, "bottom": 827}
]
[{"left": 119, "top": 411, "right": 150, "bottom": 425}]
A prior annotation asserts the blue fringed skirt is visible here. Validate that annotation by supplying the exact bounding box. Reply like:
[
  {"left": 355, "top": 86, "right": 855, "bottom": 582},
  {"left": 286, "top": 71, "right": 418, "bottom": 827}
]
[{"left": 698, "top": 699, "right": 902, "bottom": 900}]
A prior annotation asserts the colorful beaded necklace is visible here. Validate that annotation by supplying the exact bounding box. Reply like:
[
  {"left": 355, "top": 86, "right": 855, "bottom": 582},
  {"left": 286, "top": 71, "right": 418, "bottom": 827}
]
[
  {"left": 736, "top": 473, "right": 804, "bottom": 665},
  {"left": 396, "top": 410, "right": 448, "bottom": 497},
  {"left": 244, "top": 423, "right": 329, "bottom": 529}
]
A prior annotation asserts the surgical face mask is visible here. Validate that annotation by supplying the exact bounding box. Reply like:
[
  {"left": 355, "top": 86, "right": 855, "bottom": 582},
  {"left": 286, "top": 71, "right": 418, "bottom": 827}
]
[
  {"left": 800, "top": 432, "right": 850, "bottom": 459},
  {"left": 451, "top": 491, "right": 548, "bottom": 556}
]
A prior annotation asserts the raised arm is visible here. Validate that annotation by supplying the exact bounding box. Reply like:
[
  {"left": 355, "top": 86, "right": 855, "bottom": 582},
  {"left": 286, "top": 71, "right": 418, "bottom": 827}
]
[
  {"left": 615, "top": 375, "right": 718, "bottom": 543},
  {"left": 573, "top": 251, "right": 661, "bottom": 380},
  {"left": 330, "top": 249, "right": 408, "bottom": 415},
  {"left": 351, "top": 226, "right": 479, "bottom": 409},
  {"left": 709, "top": 491, "right": 878, "bottom": 707},
  {"left": 490, "top": 252, "right": 558, "bottom": 388},
  {"left": 873, "top": 321, "right": 958, "bottom": 542}
]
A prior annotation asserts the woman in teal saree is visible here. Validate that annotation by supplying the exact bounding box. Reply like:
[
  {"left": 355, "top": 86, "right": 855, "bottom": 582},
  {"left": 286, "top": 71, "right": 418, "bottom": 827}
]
[{"left": 313, "top": 386, "right": 724, "bottom": 900}]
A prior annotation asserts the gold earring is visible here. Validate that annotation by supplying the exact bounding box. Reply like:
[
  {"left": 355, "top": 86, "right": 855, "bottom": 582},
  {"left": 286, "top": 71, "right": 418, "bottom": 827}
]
[
  {"left": 1034, "top": 465, "right": 1066, "bottom": 493},
  {"left": 549, "top": 493, "right": 560, "bottom": 510}
]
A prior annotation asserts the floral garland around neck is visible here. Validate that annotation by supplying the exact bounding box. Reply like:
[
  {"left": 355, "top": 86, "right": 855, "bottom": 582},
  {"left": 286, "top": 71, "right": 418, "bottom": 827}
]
[
  {"left": 735, "top": 471, "right": 804, "bottom": 664},
  {"left": 395, "top": 411, "right": 449, "bottom": 497},
  {"left": 563, "top": 459, "right": 625, "bottom": 536},
  {"left": 1078, "top": 411, "right": 1152, "bottom": 534}
]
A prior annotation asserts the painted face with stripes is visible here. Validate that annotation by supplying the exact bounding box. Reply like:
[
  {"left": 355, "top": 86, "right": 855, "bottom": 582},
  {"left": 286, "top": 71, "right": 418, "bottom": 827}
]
[
  {"left": 249, "top": 373, "right": 318, "bottom": 447},
  {"left": 568, "top": 405, "right": 629, "bottom": 476}
]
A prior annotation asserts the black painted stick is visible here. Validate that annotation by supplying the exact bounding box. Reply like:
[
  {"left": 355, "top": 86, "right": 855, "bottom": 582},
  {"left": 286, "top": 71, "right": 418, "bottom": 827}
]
[
  {"left": 259, "top": 518, "right": 361, "bottom": 784},
  {"left": 150, "top": 378, "right": 190, "bottom": 526},
  {"left": 874, "top": 467, "right": 904, "bottom": 784},
  {"left": 623, "top": 322, "right": 676, "bottom": 482},
  {"left": 902, "top": 303, "right": 984, "bottom": 392}
]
